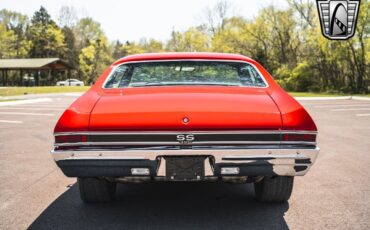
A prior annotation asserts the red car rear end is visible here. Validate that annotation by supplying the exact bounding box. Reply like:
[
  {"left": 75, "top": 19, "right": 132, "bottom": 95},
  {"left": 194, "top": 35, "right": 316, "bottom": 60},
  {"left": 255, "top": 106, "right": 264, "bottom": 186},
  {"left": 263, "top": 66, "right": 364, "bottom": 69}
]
[{"left": 52, "top": 53, "right": 319, "bottom": 203}]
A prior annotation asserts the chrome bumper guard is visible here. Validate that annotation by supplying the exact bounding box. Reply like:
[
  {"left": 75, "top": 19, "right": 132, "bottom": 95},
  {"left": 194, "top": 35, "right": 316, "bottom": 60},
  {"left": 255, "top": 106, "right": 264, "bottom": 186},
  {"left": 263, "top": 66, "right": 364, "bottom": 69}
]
[{"left": 51, "top": 147, "right": 319, "bottom": 177}]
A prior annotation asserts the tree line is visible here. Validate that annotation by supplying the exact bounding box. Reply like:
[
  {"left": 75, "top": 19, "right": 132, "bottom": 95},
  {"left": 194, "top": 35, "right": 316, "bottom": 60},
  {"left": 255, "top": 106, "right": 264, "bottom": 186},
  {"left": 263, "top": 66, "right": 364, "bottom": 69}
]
[{"left": 0, "top": 0, "right": 369, "bottom": 93}]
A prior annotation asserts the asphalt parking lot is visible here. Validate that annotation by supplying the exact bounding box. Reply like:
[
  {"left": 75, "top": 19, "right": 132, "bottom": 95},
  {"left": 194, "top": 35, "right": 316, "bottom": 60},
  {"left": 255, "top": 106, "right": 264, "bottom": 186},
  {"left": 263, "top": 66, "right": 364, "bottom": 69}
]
[{"left": 0, "top": 95, "right": 369, "bottom": 230}]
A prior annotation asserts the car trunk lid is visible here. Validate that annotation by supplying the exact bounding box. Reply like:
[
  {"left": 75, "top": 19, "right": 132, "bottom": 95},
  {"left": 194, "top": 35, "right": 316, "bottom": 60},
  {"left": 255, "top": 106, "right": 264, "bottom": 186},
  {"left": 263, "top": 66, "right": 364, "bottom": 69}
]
[{"left": 89, "top": 87, "right": 282, "bottom": 131}]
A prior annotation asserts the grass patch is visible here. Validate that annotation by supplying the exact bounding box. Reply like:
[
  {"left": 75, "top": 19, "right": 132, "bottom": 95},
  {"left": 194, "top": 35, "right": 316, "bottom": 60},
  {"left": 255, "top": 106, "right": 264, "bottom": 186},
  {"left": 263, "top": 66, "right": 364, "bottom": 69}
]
[
  {"left": 353, "top": 94, "right": 370, "bottom": 98},
  {"left": 0, "top": 86, "right": 90, "bottom": 96},
  {"left": 0, "top": 99, "right": 19, "bottom": 102},
  {"left": 289, "top": 92, "right": 348, "bottom": 97},
  {"left": 289, "top": 92, "right": 370, "bottom": 97}
]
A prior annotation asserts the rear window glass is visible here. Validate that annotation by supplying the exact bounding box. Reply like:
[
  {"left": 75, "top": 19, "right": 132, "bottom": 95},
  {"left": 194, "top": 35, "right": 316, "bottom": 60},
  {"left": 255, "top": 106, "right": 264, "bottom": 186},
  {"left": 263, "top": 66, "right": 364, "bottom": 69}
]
[{"left": 104, "top": 61, "right": 267, "bottom": 88}]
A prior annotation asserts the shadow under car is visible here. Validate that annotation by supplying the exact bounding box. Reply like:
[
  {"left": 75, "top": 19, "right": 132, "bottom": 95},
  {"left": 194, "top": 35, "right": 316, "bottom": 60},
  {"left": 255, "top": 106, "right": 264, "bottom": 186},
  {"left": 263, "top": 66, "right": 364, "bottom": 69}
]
[{"left": 28, "top": 181, "right": 289, "bottom": 230}]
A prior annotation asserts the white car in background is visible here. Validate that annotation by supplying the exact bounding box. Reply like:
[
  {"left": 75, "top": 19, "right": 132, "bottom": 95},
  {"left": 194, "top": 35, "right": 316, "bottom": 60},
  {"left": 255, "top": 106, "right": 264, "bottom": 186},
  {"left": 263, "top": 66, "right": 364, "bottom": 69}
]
[{"left": 56, "top": 79, "right": 84, "bottom": 86}]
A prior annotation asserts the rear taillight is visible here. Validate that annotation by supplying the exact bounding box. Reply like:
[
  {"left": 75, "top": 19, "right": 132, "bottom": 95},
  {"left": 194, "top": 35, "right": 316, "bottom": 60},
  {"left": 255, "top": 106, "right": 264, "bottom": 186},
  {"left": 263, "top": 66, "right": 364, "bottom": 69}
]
[
  {"left": 55, "top": 135, "right": 87, "bottom": 143},
  {"left": 283, "top": 133, "right": 316, "bottom": 142}
]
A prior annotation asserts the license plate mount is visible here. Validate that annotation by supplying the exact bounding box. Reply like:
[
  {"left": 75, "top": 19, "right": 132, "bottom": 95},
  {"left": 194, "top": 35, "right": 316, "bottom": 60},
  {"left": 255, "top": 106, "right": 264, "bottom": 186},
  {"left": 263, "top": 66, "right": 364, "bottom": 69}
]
[{"left": 165, "top": 156, "right": 206, "bottom": 180}]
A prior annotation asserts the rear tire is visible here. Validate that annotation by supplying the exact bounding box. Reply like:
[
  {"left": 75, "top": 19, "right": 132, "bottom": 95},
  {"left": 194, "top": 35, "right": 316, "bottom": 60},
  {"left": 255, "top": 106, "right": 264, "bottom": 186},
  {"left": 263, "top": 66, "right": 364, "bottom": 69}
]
[
  {"left": 254, "top": 176, "right": 294, "bottom": 202},
  {"left": 78, "top": 178, "right": 116, "bottom": 203}
]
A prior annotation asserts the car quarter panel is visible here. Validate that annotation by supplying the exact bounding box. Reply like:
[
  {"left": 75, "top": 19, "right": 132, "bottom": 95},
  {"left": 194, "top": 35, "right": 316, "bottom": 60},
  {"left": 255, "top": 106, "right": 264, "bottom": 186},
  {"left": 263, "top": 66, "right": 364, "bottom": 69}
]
[
  {"left": 54, "top": 66, "right": 114, "bottom": 133},
  {"left": 267, "top": 89, "right": 317, "bottom": 131}
]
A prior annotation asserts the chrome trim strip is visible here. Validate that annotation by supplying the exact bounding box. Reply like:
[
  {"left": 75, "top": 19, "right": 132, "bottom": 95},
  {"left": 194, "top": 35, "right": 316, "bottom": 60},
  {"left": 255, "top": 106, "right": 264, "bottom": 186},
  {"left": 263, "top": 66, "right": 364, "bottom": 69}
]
[
  {"left": 101, "top": 59, "right": 269, "bottom": 89},
  {"left": 222, "top": 154, "right": 309, "bottom": 160},
  {"left": 51, "top": 147, "right": 319, "bottom": 162},
  {"left": 54, "top": 130, "right": 318, "bottom": 136},
  {"left": 281, "top": 141, "right": 317, "bottom": 145},
  {"left": 54, "top": 141, "right": 316, "bottom": 147},
  {"left": 54, "top": 141, "right": 282, "bottom": 147},
  {"left": 59, "top": 156, "right": 147, "bottom": 160}
]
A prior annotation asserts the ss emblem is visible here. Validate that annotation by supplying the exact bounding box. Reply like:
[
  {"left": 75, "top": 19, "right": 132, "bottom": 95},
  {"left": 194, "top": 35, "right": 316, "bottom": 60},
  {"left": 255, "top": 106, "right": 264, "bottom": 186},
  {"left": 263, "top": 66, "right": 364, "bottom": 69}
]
[{"left": 176, "top": 134, "right": 194, "bottom": 143}]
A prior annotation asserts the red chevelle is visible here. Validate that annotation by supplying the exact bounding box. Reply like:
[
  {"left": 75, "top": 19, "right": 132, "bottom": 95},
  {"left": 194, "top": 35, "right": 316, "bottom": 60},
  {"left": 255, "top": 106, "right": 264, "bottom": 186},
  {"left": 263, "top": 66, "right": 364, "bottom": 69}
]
[{"left": 52, "top": 53, "right": 319, "bottom": 203}]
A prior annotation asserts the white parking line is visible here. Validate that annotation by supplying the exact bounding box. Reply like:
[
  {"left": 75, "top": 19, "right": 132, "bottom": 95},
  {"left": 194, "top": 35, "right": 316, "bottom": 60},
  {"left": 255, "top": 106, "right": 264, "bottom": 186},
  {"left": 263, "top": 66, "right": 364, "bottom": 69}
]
[
  {"left": 331, "top": 108, "right": 370, "bottom": 111},
  {"left": 0, "top": 112, "right": 54, "bottom": 116},
  {"left": 0, "top": 120, "right": 23, "bottom": 123},
  {"left": 352, "top": 96, "right": 370, "bottom": 101},
  {"left": 315, "top": 104, "right": 370, "bottom": 108},
  {"left": 64, "top": 93, "right": 83, "bottom": 96},
  {"left": 0, "top": 107, "right": 63, "bottom": 111},
  {"left": 356, "top": 114, "right": 370, "bottom": 117},
  {"left": 0, "top": 98, "right": 52, "bottom": 106},
  {"left": 28, "top": 103, "right": 71, "bottom": 107},
  {"left": 7, "top": 104, "right": 69, "bottom": 108}
]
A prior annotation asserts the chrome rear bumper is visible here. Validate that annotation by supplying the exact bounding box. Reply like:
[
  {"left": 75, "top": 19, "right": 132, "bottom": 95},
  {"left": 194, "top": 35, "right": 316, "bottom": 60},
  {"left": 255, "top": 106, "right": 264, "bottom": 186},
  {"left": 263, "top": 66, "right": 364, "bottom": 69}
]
[{"left": 51, "top": 147, "right": 319, "bottom": 177}]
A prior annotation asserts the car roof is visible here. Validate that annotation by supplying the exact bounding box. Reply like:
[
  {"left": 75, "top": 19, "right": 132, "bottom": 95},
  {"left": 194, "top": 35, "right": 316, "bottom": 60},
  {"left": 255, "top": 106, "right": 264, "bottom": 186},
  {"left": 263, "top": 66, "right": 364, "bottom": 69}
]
[{"left": 113, "top": 52, "right": 255, "bottom": 66}]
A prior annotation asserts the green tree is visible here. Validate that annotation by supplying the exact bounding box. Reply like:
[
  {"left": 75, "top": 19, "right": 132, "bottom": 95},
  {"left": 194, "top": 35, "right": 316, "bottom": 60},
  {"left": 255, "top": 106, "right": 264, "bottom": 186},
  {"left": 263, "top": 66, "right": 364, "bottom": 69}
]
[
  {"left": 74, "top": 17, "right": 104, "bottom": 50},
  {"left": 79, "top": 38, "right": 112, "bottom": 84},
  {"left": 0, "top": 23, "right": 16, "bottom": 58},
  {"left": 31, "top": 6, "right": 55, "bottom": 26},
  {"left": 121, "top": 41, "right": 145, "bottom": 55},
  {"left": 140, "top": 38, "right": 164, "bottom": 53},
  {"left": 166, "top": 30, "right": 185, "bottom": 51},
  {"left": 167, "top": 27, "right": 210, "bottom": 52},
  {"left": 27, "top": 6, "right": 66, "bottom": 58},
  {"left": 0, "top": 9, "right": 30, "bottom": 57},
  {"left": 112, "top": 40, "right": 127, "bottom": 60},
  {"left": 61, "top": 26, "right": 78, "bottom": 68},
  {"left": 347, "top": 0, "right": 370, "bottom": 92}
]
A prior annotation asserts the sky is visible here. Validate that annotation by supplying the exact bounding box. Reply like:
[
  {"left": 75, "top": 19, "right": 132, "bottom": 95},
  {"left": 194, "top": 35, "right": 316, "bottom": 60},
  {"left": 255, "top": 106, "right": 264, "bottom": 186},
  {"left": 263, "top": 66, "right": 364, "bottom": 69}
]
[{"left": 0, "top": 0, "right": 288, "bottom": 42}]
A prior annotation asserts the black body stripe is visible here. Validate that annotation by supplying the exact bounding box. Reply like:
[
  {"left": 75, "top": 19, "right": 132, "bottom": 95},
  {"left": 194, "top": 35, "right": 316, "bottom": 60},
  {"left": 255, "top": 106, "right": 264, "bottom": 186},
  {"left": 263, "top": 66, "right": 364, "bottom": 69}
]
[{"left": 87, "top": 133, "right": 281, "bottom": 143}]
